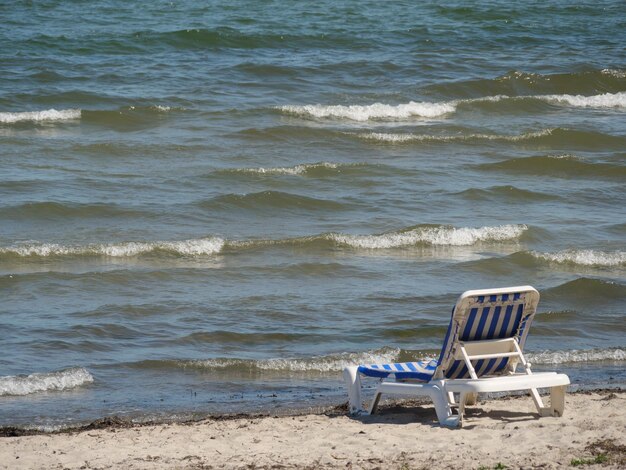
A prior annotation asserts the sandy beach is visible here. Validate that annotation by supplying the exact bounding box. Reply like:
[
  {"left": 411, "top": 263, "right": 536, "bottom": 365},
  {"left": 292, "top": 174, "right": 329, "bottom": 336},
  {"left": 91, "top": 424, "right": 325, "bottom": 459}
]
[{"left": 1, "top": 390, "right": 624, "bottom": 469}]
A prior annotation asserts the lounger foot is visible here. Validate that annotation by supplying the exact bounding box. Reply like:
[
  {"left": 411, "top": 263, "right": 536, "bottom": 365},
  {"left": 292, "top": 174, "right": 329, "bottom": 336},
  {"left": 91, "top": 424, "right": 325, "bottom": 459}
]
[
  {"left": 432, "top": 385, "right": 459, "bottom": 427},
  {"left": 539, "top": 385, "right": 566, "bottom": 417},
  {"left": 369, "top": 392, "right": 382, "bottom": 414},
  {"left": 343, "top": 366, "right": 364, "bottom": 414},
  {"left": 551, "top": 385, "right": 566, "bottom": 416},
  {"left": 538, "top": 407, "right": 554, "bottom": 417},
  {"left": 464, "top": 392, "right": 478, "bottom": 406},
  {"left": 439, "top": 415, "right": 462, "bottom": 428},
  {"left": 532, "top": 385, "right": 567, "bottom": 417}
]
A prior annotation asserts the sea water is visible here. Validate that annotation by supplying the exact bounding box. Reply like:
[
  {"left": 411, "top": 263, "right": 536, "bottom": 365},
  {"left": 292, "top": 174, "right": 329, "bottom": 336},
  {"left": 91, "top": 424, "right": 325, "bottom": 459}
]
[{"left": 0, "top": 0, "right": 624, "bottom": 429}]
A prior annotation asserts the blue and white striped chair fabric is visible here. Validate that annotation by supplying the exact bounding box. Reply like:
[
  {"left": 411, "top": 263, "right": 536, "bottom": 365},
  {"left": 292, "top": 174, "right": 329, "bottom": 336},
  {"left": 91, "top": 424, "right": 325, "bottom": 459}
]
[
  {"left": 357, "top": 359, "right": 438, "bottom": 381},
  {"left": 357, "top": 290, "right": 537, "bottom": 383}
]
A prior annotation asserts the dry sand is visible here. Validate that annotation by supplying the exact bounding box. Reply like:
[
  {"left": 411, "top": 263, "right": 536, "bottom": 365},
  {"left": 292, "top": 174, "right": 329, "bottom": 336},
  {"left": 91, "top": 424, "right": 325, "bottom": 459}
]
[{"left": 1, "top": 390, "right": 624, "bottom": 469}]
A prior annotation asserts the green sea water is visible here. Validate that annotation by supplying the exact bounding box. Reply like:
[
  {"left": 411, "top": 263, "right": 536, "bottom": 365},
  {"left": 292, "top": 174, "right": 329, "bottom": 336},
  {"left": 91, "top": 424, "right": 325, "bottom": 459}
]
[{"left": 0, "top": 0, "right": 625, "bottom": 429}]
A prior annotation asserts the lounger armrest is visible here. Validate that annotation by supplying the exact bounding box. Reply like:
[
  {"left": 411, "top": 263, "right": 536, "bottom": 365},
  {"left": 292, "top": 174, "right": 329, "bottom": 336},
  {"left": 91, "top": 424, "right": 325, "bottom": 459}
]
[{"left": 444, "top": 372, "right": 570, "bottom": 394}]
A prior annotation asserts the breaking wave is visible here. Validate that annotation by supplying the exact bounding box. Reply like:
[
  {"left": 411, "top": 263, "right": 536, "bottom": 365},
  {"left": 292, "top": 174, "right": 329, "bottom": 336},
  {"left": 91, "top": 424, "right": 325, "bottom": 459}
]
[
  {"left": 0, "top": 237, "right": 225, "bottom": 258},
  {"left": 0, "top": 224, "right": 528, "bottom": 260},
  {"left": 461, "top": 91, "right": 626, "bottom": 109},
  {"left": 538, "top": 91, "right": 626, "bottom": 108},
  {"left": 326, "top": 224, "right": 527, "bottom": 249},
  {"left": 0, "top": 106, "right": 181, "bottom": 128},
  {"left": 354, "top": 128, "right": 555, "bottom": 143},
  {"left": 0, "top": 367, "right": 94, "bottom": 396},
  {"left": 278, "top": 92, "right": 626, "bottom": 122},
  {"left": 132, "top": 346, "right": 626, "bottom": 375},
  {"left": 221, "top": 162, "right": 341, "bottom": 176},
  {"left": 279, "top": 101, "right": 456, "bottom": 121},
  {"left": 527, "top": 348, "right": 626, "bottom": 365},
  {"left": 135, "top": 348, "right": 406, "bottom": 373},
  {"left": 530, "top": 250, "right": 626, "bottom": 267},
  {"left": 0, "top": 108, "right": 81, "bottom": 124},
  {"left": 353, "top": 128, "right": 626, "bottom": 149},
  {"left": 190, "top": 349, "right": 404, "bottom": 373}
]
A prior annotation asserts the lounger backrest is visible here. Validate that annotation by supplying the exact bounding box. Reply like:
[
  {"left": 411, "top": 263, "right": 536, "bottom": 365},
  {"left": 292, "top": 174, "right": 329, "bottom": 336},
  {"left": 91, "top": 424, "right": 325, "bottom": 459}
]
[{"left": 433, "top": 286, "right": 540, "bottom": 380}]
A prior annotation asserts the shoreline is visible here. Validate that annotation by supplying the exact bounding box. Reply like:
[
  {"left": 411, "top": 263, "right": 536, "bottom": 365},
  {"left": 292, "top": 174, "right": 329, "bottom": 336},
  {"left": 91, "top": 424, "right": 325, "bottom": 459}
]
[
  {"left": 1, "top": 389, "right": 624, "bottom": 469},
  {"left": 0, "top": 403, "right": 350, "bottom": 438},
  {"left": 1, "top": 387, "right": 620, "bottom": 437}
]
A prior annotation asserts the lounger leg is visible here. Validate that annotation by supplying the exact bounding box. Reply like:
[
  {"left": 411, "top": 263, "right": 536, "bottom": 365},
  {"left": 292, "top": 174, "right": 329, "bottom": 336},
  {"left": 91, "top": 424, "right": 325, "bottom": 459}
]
[
  {"left": 458, "top": 392, "right": 468, "bottom": 421},
  {"left": 432, "top": 385, "right": 460, "bottom": 427},
  {"left": 529, "top": 387, "right": 547, "bottom": 414},
  {"left": 465, "top": 392, "right": 478, "bottom": 406},
  {"left": 531, "top": 387, "right": 566, "bottom": 417},
  {"left": 549, "top": 385, "right": 566, "bottom": 417},
  {"left": 369, "top": 391, "right": 382, "bottom": 415},
  {"left": 343, "top": 366, "right": 364, "bottom": 414}
]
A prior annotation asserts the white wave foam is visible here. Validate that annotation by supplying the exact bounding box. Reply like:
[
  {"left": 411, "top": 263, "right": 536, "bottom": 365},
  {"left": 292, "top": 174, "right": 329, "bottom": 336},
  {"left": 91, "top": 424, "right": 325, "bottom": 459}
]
[
  {"left": 280, "top": 90, "right": 626, "bottom": 124},
  {"left": 1, "top": 237, "right": 225, "bottom": 258},
  {"left": 92, "top": 105, "right": 176, "bottom": 114},
  {"left": 0, "top": 226, "right": 524, "bottom": 259},
  {"left": 527, "top": 348, "right": 626, "bottom": 365},
  {"left": 547, "top": 154, "right": 581, "bottom": 160},
  {"left": 457, "top": 92, "right": 626, "bottom": 109},
  {"left": 257, "top": 349, "right": 405, "bottom": 372},
  {"left": 601, "top": 68, "right": 626, "bottom": 78},
  {"left": 279, "top": 101, "right": 456, "bottom": 121},
  {"left": 182, "top": 348, "right": 405, "bottom": 372},
  {"left": 355, "top": 129, "right": 554, "bottom": 143},
  {"left": 235, "top": 162, "right": 339, "bottom": 176},
  {"left": 180, "top": 347, "right": 626, "bottom": 372},
  {"left": 0, "top": 367, "right": 93, "bottom": 396},
  {"left": 540, "top": 91, "right": 626, "bottom": 108},
  {"left": 461, "top": 92, "right": 626, "bottom": 109},
  {"left": 0, "top": 109, "right": 81, "bottom": 124},
  {"left": 357, "top": 132, "right": 423, "bottom": 143},
  {"left": 531, "top": 250, "right": 626, "bottom": 267},
  {"left": 459, "top": 92, "right": 626, "bottom": 109},
  {"left": 329, "top": 224, "right": 527, "bottom": 249}
]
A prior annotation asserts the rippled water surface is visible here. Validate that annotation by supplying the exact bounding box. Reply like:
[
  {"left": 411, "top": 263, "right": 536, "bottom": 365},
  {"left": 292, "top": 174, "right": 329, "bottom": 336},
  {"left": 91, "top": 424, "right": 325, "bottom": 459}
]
[{"left": 1, "top": 0, "right": 625, "bottom": 428}]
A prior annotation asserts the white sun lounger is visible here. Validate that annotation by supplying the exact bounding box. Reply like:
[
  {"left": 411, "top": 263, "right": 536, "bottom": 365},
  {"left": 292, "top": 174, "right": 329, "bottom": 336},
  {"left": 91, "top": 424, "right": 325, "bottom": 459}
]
[{"left": 343, "top": 286, "right": 570, "bottom": 427}]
